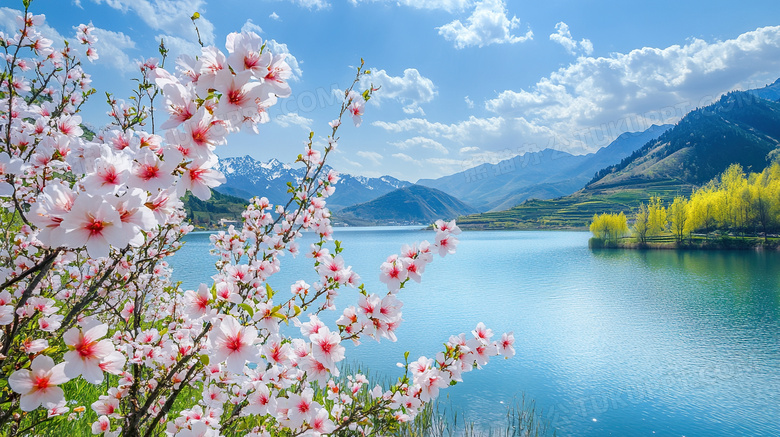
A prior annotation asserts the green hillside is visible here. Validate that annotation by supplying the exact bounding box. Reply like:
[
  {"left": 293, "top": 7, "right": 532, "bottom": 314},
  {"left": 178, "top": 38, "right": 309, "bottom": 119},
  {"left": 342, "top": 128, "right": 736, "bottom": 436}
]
[
  {"left": 336, "top": 185, "right": 478, "bottom": 226},
  {"left": 458, "top": 91, "right": 780, "bottom": 230},
  {"left": 182, "top": 189, "right": 249, "bottom": 229}
]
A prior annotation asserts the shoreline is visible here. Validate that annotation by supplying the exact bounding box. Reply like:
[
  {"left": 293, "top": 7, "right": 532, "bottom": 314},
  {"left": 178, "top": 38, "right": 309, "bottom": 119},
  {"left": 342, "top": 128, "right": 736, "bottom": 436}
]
[{"left": 589, "top": 237, "right": 780, "bottom": 251}]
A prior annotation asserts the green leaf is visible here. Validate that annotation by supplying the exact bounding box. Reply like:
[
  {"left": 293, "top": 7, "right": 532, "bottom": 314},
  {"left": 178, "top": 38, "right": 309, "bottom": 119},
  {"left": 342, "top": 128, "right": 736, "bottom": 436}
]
[
  {"left": 239, "top": 303, "right": 254, "bottom": 317},
  {"left": 265, "top": 283, "right": 274, "bottom": 299},
  {"left": 404, "top": 351, "right": 410, "bottom": 361},
  {"left": 199, "top": 354, "right": 209, "bottom": 366}
]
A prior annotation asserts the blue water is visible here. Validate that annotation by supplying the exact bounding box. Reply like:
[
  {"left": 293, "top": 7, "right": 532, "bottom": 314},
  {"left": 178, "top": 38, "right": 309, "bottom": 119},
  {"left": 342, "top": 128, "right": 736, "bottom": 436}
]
[{"left": 169, "top": 228, "right": 780, "bottom": 436}]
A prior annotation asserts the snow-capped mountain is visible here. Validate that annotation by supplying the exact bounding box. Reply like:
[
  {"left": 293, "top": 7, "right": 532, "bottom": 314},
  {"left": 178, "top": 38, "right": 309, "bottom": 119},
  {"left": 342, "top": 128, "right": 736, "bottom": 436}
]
[{"left": 214, "top": 155, "right": 411, "bottom": 211}]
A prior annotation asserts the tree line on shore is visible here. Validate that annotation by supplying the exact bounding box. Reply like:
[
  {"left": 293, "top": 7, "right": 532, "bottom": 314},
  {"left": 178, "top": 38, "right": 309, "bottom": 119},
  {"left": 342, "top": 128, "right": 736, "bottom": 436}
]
[{"left": 590, "top": 162, "right": 780, "bottom": 244}]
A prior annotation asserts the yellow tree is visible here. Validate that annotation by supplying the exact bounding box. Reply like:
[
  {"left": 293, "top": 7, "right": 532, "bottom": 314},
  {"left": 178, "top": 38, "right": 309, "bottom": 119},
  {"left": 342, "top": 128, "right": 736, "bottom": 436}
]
[
  {"left": 633, "top": 203, "right": 650, "bottom": 243},
  {"left": 668, "top": 196, "right": 688, "bottom": 242},
  {"left": 590, "top": 213, "right": 629, "bottom": 242},
  {"left": 719, "top": 163, "right": 747, "bottom": 229},
  {"left": 749, "top": 170, "right": 775, "bottom": 240},
  {"left": 647, "top": 196, "right": 667, "bottom": 237}
]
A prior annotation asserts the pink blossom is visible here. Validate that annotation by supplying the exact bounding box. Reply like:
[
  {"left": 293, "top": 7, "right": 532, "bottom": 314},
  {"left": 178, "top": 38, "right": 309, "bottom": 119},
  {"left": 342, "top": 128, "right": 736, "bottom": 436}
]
[
  {"left": 59, "top": 194, "right": 128, "bottom": 258},
  {"left": 63, "top": 323, "right": 116, "bottom": 383},
  {"left": 9, "top": 355, "right": 69, "bottom": 411},
  {"left": 279, "top": 387, "right": 320, "bottom": 429},
  {"left": 244, "top": 383, "right": 276, "bottom": 416},
  {"left": 309, "top": 407, "right": 336, "bottom": 434},
  {"left": 433, "top": 231, "right": 458, "bottom": 257},
  {"left": 310, "top": 327, "right": 345, "bottom": 370},
  {"left": 498, "top": 332, "right": 515, "bottom": 359},
  {"left": 208, "top": 315, "right": 260, "bottom": 373}
]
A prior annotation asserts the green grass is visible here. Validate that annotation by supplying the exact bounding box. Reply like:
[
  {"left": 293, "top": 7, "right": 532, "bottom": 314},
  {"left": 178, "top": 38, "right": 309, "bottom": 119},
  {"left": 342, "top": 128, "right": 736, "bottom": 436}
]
[
  {"left": 457, "top": 181, "right": 694, "bottom": 230},
  {"left": 29, "top": 364, "right": 554, "bottom": 437}
]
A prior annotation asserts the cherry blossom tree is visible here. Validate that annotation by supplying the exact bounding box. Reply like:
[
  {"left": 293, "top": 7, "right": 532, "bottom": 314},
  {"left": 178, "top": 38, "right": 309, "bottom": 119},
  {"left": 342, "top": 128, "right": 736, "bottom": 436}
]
[{"left": 0, "top": 2, "right": 514, "bottom": 436}]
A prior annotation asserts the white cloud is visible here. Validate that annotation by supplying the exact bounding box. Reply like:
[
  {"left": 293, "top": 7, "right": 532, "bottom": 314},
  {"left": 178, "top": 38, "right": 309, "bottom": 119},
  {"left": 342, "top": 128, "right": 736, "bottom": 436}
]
[
  {"left": 392, "top": 153, "right": 423, "bottom": 165},
  {"left": 438, "top": 0, "right": 532, "bottom": 49},
  {"left": 269, "top": 12, "right": 280, "bottom": 20},
  {"left": 484, "top": 25, "right": 780, "bottom": 151},
  {"left": 357, "top": 151, "right": 383, "bottom": 165},
  {"left": 241, "top": 19, "right": 263, "bottom": 35},
  {"left": 375, "top": 115, "right": 545, "bottom": 144},
  {"left": 87, "top": 0, "right": 215, "bottom": 45},
  {"left": 349, "top": 0, "right": 473, "bottom": 13},
  {"left": 0, "top": 8, "right": 137, "bottom": 75},
  {"left": 265, "top": 39, "right": 303, "bottom": 80},
  {"left": 155, "top": 33, "right": 200, "bottom": 63},
  {"left": 464, "top": 96, "right": 475, "bottom": 108},
  {"left": 460, "top": 146, "right": 480, "bottom": 153},
  {"left": 390, "top": 136, "right": 449, "bottom": 154},
  {"left": 275, "top": 113, "right": 313, "bottom": 130},
  {"left": 549, "top": 22, "right": 593, "bottom": 56},
  {"left": 363, "top": 68, "right": 436, "bottom": 115},
  {"left": 91, "top": 27, "right": 137, "bottom": 73},
  {"left": 287, "top": 0, "right": 330, "bottom": 10},
  {"left": 341, "top": 157, "right": 363, "bottom": 168}
]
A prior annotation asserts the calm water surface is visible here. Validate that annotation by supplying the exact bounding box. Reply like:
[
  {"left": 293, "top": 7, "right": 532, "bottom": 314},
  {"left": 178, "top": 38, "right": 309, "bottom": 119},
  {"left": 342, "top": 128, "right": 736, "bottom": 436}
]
[{"left": 169, "top": 228, "right": 780, "bottom": 436}]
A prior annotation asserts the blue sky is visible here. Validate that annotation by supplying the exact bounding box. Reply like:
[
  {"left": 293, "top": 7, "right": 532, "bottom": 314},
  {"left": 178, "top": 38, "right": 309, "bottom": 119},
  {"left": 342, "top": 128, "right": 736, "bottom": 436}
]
[{"left": 3, "top": 0, "right": 780, "bottom": 182}]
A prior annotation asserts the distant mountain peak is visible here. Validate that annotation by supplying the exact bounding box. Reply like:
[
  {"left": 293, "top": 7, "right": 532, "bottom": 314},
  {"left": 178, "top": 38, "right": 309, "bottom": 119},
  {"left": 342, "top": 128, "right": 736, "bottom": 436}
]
[{"left": 214, "top": 155, "right": 412, "bottom": 211}]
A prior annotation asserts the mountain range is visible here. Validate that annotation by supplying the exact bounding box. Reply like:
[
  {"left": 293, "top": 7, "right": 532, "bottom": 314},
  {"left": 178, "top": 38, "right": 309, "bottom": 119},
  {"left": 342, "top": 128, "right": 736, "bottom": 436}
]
[
  {"left": 458, "top": 87, "right": 780, "bottom": 229},
  {"left": 417, "top": 123, "right": 671, "bottom": 212},
  {"left": 213, "top": 156, "right": 411, "bottom": 211}
]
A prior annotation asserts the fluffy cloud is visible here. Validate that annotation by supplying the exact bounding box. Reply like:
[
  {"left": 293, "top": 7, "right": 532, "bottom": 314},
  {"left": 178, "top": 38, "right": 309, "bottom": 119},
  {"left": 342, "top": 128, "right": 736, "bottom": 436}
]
[
  {"left": 154, "top": 33, "right": 200, "bottom": 63},
  {"left": 380, "top": 26, "right": 780, "bottom": 156},
  {"left": 0, "top": 8, "right": 137, "bottom": 74},
  {"left": 459, "top": 146, "right": 480, "bottom": 153},
  {"left": 269, "top": 12, "right": 280, "bottom": 21},
  {"left": 392, "top": 153, "right": 422, "bottom": 165},
  {"left": 438, "top": 0, "right": 532, "bottom": 49},
  {"left": 357, "top": 151, "right": 383, "bottom": 165},
  {"left": 87, "top": 0, "right": 215, "bottom": 45},
  {"left": 485, "top": 25, "right": 780, "bottom": 150},
  {"left": 363, "top": 68, "right": 436, "bottom": 115},
  {"left": 274, "top": 113, "right": 313, "bottom": 130},
  {"left": 390, "top": 136, "right": 449, "bottom": 154},
  {"left": 287, "top": 0, "right": 330, "bottom": 10},
  {"left": 91, "top": 27, "right": 137, "bottom": 73},
  {"left": 549, "top": 22, "right": 593, "bottom": 56},
  {"left": 349, "top": 0, "right": 473, "bottom": 13},
  {"left": 241, "top": 19, "right": 263, "bottom": 35}
]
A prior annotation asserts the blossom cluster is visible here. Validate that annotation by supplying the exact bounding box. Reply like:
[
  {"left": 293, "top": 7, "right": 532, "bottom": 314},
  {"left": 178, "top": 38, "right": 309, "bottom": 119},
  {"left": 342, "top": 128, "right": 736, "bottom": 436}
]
[{"left": 0, "top": 4, "right": 513, "bottom": 436}]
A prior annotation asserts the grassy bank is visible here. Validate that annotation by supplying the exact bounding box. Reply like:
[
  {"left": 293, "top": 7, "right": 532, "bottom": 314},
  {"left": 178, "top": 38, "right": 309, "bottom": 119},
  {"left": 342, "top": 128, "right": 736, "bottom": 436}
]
[{"left": 589, "top": 234, "right": 780, "bottom": 250}]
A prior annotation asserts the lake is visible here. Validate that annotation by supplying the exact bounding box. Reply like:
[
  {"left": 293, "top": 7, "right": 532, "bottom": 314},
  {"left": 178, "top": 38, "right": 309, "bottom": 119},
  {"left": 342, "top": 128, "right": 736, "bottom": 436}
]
[{"left": 169, "top": 227, "right": 780, "bottom": 436}]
